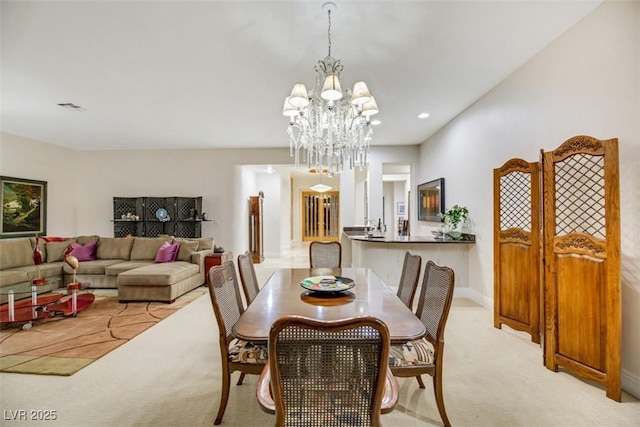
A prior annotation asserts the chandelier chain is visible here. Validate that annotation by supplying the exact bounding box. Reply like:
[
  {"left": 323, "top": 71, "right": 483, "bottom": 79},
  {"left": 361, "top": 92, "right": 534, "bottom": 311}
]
[{"left": 327, "top": 9, "right": 332, "bottom": 57}]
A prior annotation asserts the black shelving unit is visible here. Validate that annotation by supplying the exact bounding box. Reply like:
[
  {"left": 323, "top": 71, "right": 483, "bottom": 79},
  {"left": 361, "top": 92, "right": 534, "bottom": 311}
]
[{"left": 112, "top": 196, "right": 204, "bottom": 238}]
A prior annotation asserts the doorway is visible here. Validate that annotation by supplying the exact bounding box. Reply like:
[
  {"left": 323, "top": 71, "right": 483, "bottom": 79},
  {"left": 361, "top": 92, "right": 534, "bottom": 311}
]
[{"left": 301, "top": 191, "right": 340, "bottom": 241}]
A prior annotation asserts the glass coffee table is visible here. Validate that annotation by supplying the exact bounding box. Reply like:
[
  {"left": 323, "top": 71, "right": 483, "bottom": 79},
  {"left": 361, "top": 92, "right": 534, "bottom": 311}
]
[{"left": 0, "top": 277, "right": 63, "bottom": 330}]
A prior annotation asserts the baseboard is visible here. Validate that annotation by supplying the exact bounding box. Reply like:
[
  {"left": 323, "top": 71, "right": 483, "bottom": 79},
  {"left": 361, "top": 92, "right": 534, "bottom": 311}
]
[
  {"left": 622, "top": 368, "right": 640, "bottom": 399},
  {"left": 454, "top": 287, "right": 492, "bottom": 308}
]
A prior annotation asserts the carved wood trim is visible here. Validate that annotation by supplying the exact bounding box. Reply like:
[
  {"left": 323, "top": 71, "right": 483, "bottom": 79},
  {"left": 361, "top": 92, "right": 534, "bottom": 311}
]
[
  {"left": 554, "top": 233, "right": 607, "bottom": 259},
  {"left": 500, "top": 228, "right": 531, "bottom": 244},
  {"left": 552, "top": 135, "right": 607, "bottom": 161},
  {"left": 497, "top": 158, "right": 531, "bottom": 175}
]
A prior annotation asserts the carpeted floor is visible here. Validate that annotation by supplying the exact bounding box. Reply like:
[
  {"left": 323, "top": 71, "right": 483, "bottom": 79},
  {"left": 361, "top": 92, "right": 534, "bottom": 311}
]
[
  {"left": 0, "top": 288, "right": 206, "bottom": 376},
  {"left": 1, "top": 245, "right": 639, "bottom": 426}
]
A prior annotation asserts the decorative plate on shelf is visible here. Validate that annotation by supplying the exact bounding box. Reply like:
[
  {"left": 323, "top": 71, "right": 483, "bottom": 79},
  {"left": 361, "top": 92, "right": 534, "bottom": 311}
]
[
  {"left": 300, "top": 276, "right": 355, "bottom": 293},
  {"left": 155, "top": 208, "right": 168, "bottom": 221}
]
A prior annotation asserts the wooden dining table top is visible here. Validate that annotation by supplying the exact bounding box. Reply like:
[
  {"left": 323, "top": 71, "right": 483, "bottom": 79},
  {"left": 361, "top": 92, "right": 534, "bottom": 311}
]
[{"left": 232, "top": 267, "right": 426, "bottom": 344}]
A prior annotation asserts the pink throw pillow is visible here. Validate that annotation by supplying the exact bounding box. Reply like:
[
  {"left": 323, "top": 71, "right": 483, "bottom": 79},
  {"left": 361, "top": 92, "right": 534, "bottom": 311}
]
[
  {"left": 155, "top": 241, "right": 180, "bottom": 263},
  {"left": 67, "top": 240, "right": 98, "bottom": 261}
]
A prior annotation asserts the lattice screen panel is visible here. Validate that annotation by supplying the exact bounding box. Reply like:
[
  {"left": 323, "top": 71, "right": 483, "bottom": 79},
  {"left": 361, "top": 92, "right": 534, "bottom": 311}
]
[
  {"left": 144, "top": 222, "right": 164, "bottom": 237},
  {"left": 113, "top": 197, "right": 142, "bottom": 219},
  {"left": 144, "top": 197, "right": 171, "bottom": 220},
  {"left": 554, "top": 154, "right": 605, "bottom": 239},
  {"left": 175, "top": 197, "right": 200, "bottom": 220},
  {"left": 500, "top": 171, "right": 532, "bottom": 231}
]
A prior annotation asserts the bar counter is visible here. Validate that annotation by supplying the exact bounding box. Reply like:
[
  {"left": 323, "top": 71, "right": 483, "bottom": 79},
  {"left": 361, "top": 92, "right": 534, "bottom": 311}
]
[
  {"left": 342, "top": 231, "right": 476, "bottom": 297},
  {"left": 348, "top": 234, "right": 475, "bottom": 244}
]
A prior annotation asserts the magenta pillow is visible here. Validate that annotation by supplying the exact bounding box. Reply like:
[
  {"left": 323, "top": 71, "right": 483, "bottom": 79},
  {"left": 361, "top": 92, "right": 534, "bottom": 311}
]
[
  {"left": 155, "top": 241, "right": 180, "bottom": 263},
  {"left": 67, "top": 240, "right": 98, "bottom": 261}
]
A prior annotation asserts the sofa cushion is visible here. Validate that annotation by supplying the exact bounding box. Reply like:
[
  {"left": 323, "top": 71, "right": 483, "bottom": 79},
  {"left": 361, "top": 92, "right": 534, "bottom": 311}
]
[
  {"left": 175, "top": 239, "right": 199, "bottom": 262},
  {"left": 12, "top": 263, "right": 64, "bottom": 281},
  {"left": 64, "top": 259, "right": 127, "bottom": 275},
  {"left": 75, "top": 235, "right": 101, "bottom": 245},
  {"left": 117, "top": 261, "right": 199, "bottom": 286},
  {"left": 68, "top": 240, "right": 98, "bottom": 261},
  {"left": 155, "top": 241, "right": 180, "bottom": 263},
  {"left": 0, "top": 238, "right": 34, "bottom": 270},
  {"left": 46, "top": 239, "right": 76, "bottom": 263},
  {"left": 97, "top": 237, "right": 134, "bottom": 260},
  {"left": 130, "top": 237, "right": 170, "bottom": 260},
  {"left": 0, "top": 270, "right": 30, "bottom": 288},
  {"left": 104, "top": 261, "right": 155, "bottom": 276},
  {"left": 196, "top": 237, "right": 214, "bottom": 251}
]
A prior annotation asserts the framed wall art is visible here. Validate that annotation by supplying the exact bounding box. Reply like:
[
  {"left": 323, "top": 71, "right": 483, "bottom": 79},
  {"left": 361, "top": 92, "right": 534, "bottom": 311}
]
[
  {"left": 1, "top": 176, "right": 47, "bottom": 238},
  {"left": 417, "top": 177, "right": 445, "bottom": 222}
]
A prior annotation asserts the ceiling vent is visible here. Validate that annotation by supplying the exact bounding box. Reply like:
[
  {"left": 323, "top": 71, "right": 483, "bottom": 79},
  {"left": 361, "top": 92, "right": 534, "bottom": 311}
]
[{"left": 57, "top": 103, "right": 86, "bottom": 112}]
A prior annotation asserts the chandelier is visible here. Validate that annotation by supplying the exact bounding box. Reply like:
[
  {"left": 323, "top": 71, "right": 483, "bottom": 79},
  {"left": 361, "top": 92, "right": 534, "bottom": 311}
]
[{"left": 283, "top": 2, "right": 379, "bottom": 176}]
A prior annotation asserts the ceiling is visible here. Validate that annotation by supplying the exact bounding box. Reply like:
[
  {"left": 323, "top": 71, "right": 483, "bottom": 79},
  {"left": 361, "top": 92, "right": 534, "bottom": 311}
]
[{"left": 1, "top": 0, "right": 602, "bottom": 151}]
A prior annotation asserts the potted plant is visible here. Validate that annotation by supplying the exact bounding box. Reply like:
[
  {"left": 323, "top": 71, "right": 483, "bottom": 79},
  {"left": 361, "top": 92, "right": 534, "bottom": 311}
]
[{"left": 439, "top": 205, "right": 469, "bottom": 239}]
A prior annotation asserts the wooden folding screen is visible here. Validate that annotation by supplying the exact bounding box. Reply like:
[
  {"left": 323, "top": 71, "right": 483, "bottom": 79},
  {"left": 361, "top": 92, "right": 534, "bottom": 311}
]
[
  {"left": 542, "top": 135, "right": 621, "bottom": 401},
  {"left": 493, "top": 159, "right": 541, "bottom": 343}
]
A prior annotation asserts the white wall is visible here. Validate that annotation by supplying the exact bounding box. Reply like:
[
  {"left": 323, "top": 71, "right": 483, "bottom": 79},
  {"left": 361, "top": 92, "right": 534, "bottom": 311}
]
[
  {"left": 0, "top": 133, "right": 79, "bottom": 235},
  {"left": 342, "top": 146, "right": 420, "bottom": 228},
  {"left": 0, "top": 133, "right": 417, "bottom": 252},
  {"left": 417, "top": 0, "right": 639, "bottom": 397}
]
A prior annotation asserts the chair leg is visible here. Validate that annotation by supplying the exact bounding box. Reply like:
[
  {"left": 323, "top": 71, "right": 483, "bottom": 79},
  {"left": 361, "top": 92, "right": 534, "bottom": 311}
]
[
  {"left": 215, "top": 368, "right": 231, "bottom": 425},
  {"left": 415, "top": 375, "right": 426, "bottom": 389},
  {"left": 432, "top": 372, "right": 451, "bottom": 427},
  {"left": 236, "top": 372, "right": 246, "bottom": 385}
]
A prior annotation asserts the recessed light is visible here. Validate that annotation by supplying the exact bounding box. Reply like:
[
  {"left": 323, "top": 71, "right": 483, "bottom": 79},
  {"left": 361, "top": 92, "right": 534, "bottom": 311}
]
[
  {"left": 370, "top": 120, "right": 381, "bottom": 126},
  {"left": 418, "top": 113, "right": 430, "bottom": 119}
]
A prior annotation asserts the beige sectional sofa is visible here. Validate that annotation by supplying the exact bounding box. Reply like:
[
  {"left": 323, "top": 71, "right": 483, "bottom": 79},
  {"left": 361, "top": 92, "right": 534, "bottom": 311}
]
[{"left": 0, "top": 235, "right": 213, "bottom": 303}]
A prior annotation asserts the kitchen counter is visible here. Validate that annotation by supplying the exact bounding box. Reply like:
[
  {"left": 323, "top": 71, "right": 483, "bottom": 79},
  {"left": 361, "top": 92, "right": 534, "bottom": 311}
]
[
  {"left": 341, "top": 231, "right": 476, "bottom": 296},
  {"left": 348, "top": 234, "right": 475, "bottom": 243}
]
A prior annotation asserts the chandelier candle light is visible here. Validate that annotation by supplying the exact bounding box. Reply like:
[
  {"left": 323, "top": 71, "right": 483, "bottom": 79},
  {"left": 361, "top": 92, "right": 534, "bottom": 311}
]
[{"left": 283, "top": 2, "right": 379, "bottom": 176}]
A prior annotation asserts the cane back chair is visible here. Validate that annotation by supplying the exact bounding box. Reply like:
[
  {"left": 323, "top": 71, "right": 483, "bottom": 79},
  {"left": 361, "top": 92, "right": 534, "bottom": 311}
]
[
  {"left": 309, "top": 241, "right": 342, "bottom": 268},
  {"left": 388, "top": 260, "right": 455, "bottom": 427},
  {"left": 208, "top": 260, "right": 268, "bottom": 425},
  {"left": 237, "top": 250, "right": 260, "bottom": 306},
  {"left": 257, "top": 315, "right": 398, "bottom": 427},
  {"left": 396, "top": 251, "right": 422, "bottom": 310}
]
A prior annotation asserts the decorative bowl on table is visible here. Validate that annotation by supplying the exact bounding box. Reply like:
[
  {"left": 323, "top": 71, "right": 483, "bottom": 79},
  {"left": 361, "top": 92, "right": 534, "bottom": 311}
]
[
  {"left": 431, "top": 230, "right": 444, "bottom": 239},
  {"left": 300, "top": 276, "right": 355, "bottom": 293},
  {"left": 448, "top": 231, "right": 463, "bottom": 240}
]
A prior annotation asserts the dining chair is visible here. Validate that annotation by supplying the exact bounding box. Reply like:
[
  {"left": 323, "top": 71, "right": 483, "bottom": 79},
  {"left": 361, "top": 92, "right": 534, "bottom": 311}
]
[
  {"left": 309, "top": 241, "right": 342, "bottom": 268},
  {"left": 237, "top": 250, "right": 260, "bottom": 306},
  {"left": 207, "top": 260, "right": 268, "bottom": 425},
  {"left": 256, "top": 315, "right": 398, "bottom": 427},
  {"left": 388, "top": 260, "right": 455, "bottom": 427},
  {"left": 396, "top": 250, "right": 422, "bottom": 310}
]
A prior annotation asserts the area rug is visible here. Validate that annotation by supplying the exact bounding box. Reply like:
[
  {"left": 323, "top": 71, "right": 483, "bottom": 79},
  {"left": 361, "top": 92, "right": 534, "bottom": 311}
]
[{"left": 0, "top": 287, "right": 207, "bottom": 376}]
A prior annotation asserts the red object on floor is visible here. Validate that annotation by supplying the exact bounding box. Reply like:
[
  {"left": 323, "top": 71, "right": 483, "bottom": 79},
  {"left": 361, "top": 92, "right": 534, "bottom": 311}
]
[
  {"left": 48, "top": 293, "right": 95, "bottom": 317},
  {"left": 0, "top": 307, "right": 52, "bottom": 324},
  {"left": 0, "top": 294, "right": 63, "bottom": 312}
]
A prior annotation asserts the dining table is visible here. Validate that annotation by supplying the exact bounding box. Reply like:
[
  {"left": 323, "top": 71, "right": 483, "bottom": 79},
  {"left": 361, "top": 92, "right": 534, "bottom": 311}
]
[{"left": 232, "top": 267, "right": 426, "bottom": 344}]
